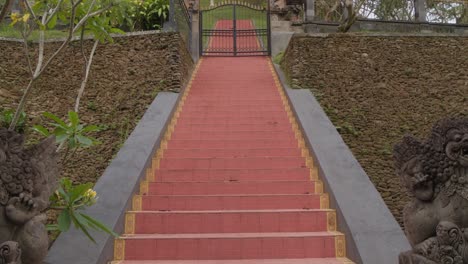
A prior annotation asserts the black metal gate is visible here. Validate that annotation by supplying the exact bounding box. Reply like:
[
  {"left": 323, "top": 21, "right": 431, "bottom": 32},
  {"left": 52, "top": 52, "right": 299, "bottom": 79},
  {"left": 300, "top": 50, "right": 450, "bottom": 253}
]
[{"left": 199, "top": 1, "right": 271, "bottom": 56}]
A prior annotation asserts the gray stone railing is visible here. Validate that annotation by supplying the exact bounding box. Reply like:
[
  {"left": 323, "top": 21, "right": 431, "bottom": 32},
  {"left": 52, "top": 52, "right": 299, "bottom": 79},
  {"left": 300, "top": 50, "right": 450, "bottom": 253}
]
[
  {"left": 45, "top": 92, "right": 180, "bottom": 264},
  {"left": 274, "top": 64, "right": 411, "bottom": 264}
]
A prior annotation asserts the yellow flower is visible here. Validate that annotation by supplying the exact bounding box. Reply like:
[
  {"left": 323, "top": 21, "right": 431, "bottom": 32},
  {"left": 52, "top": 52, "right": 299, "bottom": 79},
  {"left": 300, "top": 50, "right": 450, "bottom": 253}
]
[
  {"left": 22, "top": 13, "right": 30, "bottom": 23},
  {"left": 85, "top": 189, "right": 97, "bottom": 199},
  {"left": 11, "top": 12, "right": 20, "bottom": 20},
  {"left": 10, "top": 12, "right": 21, "bottom": 26}
]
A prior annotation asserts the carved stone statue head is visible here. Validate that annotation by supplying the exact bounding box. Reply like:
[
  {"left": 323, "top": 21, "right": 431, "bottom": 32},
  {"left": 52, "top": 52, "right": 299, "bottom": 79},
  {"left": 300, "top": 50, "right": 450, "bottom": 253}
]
[
  {"left": 395, "top": 117, "right": 468, "bottom": 264},
  {"left": 429, "top": 118, "right": 468, "bottom": 168}
]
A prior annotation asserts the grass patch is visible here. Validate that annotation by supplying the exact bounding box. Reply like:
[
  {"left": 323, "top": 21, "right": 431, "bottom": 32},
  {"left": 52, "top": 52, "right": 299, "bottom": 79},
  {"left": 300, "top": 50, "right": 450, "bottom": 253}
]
[
  {"left": 273, "top": 51, "right": 284, "bottom": 64},
  {"left": 201, "top": 5, "right": 267, "bottom": 29},
  {"left": 199, "top": 0, "right": 266, "bottom": 10},
  {"left": 0, "top": 23, "right": 86, "bottom": 40}
]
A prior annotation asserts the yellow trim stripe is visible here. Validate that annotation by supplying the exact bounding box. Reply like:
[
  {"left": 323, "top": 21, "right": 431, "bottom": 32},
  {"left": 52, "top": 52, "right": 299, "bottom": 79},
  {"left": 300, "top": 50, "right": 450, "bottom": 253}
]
[
  {"left": 113, "top": 239, "right": 125, "bottom": 261},
  {"left": 124, "top": 212, "right": 135, "bottom": 235},
  {"left": 335, "top": 234, "right": 347, "bottom": 258},
  {"left": 320, "top": 193, "right": 329, "bottom": 209},
  {"left": 315, "top": 180, "right": 323, "bottom": 194},
  {"left": 132, "top": 195, "right": 142, "bottom": 211},
  {"left": 310, "top": 168, "right": 318, "bottom": 180},
  {"left": 327, "top": 211, "right": 337, "bottom": 232},
  {"left": 139, "top": 180, "right": 148, "bottom": 195}
]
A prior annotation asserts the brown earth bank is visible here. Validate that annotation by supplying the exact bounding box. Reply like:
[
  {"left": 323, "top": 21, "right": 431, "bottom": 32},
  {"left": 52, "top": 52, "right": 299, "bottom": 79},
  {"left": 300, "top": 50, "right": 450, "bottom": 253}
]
[
  {"left": 281, "top": 34, "right": 468, "bottom": 226},
  {"left": 0, "top": 32, "right": 193, "bottom": 240}
]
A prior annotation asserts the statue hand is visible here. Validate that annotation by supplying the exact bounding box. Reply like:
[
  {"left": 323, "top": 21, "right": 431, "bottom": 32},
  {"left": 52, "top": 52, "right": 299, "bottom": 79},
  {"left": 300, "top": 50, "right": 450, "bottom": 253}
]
[
  {"left": 411, "top": 173, "right": 429, "bottom": 185},
  {"left": 415, "top": 237, "right": 437, "bottom": 256},
  {"left": 5, "top": 193, "right": 39, "bottom": 225}
]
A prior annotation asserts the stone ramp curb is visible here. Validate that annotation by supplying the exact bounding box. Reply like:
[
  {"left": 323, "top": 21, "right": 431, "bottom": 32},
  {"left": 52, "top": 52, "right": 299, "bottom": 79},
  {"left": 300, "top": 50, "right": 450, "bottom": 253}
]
[{"left": 45, "top": 92, "right": 180, "bottom": 264}]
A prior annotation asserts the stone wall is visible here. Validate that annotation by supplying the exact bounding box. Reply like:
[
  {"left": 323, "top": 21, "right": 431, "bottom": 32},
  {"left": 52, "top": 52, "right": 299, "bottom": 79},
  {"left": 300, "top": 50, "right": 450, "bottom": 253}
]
[
  {"left": 281, "top": 33, "right": 468, "bottom": 225},
  {"left": 0, "top": 32, "right": 193, "bottom": 187},
  {"left": 302, "top": 19, "right": 468, "bottom": 35}
]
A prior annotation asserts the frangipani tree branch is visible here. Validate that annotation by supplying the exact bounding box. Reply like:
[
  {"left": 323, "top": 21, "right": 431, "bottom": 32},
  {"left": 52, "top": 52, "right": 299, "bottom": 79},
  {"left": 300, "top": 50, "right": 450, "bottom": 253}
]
[
  {"left": 22, "top": 0, "right": 38, "bottom": 20},
  {"left": 8, "top": 10, "right": 49, "bottom": 130},
  {"left": 75, "top": 40, "right": 99, "bottom": 112},
  {"left": 45, "top": 0, "right": 65, "bottom": 24},
  {"left": 73, "top": 5, "right": 112, "bottom": 32},
  {"left": 20, "top": 30, "right": 34, "bottom": 76},
  {"left": 9, "top": 0, "right": 111, "bottom": 131},
  {"left": 0, "top": 0, "right": 13, "bottom": 23},
  {"left": 34, "top": 10, "right": 48, "bottom": 77}
]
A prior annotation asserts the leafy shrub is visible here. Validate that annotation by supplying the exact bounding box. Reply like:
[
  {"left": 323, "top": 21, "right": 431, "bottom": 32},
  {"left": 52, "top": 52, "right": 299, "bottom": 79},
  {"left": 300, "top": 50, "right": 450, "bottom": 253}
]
[
  {"left": 126, "top": 0, "right": 170, "bottom": 31},
  {"left": 33, "top": 112, "right": 114, "bottom": 242},
  {"left": 0, "top": 109, "right": 27, "bottom": 133},
  {"left": 273, "top": 51, "right": 284, "bottom": 64},
  {"left": 33, "top": 111, "right": 101, "bottom": 150},
  {"left": 49, "top": 178, "right": 118, "bottom": 242}
]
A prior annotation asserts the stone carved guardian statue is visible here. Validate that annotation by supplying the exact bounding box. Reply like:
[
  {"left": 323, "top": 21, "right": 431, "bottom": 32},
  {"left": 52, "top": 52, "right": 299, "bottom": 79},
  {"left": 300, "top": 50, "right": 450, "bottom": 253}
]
[
  {"left": 0, "top": 128, "right": 59, "bottom": 264},
  {"left": 394, "top": 117, "right": 468, "bottom": 264}
]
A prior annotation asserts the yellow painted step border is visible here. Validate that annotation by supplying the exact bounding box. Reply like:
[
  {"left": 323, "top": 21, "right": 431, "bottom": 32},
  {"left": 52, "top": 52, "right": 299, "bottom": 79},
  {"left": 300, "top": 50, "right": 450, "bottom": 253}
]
[{"left": 138, "top": 58, "right": 203, "bottom": 196}]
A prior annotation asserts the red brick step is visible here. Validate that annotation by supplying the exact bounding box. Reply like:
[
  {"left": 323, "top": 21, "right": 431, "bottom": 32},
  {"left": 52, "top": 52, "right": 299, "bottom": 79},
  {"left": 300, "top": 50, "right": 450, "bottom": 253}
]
[
  {"left": 170, "top": 131, "right": 295, "bottom": 140},
  {"left": 182, "top": 106, "right": 285, "bottom": 112},
  {"left": 137, "top": 194, "right": 325, "bottom": 211},
  {"left": 162, "top": 148, "right": 302, "bottom": 158},
  {"left": 168, "top": 139, "right": 298, "bottom": 149},
  {"left": 118, "top": 232, "right": 342, "bottom": 260},
  {"left": 159, "top": 157, "right": 306, "bottom": 170},
  {"left": 183, "top": 99, "right": 282, "bottom": 103},
  {"left": 146, "top": 181, "right": 320, "bottom": 196},
  {"left": 179, "top": 110, "right": 287, "bottom": 117},
  {"left": 174, "top": 124, "right": 293, "bottom": 132},
  {"left": 112, "top": 259, "right": 351, "bottom": 264},
  {"left": 183, "top": 95, "right": 281, "bottom": 99},
  {"left": 153, "top": 168, "right": 312, "bottom": 182},
  {"left": 176, "top": 117, "right": 290, "bottom": 124},
  {"left": 129, "top": 209, "right": 332, "bottom": 234}
]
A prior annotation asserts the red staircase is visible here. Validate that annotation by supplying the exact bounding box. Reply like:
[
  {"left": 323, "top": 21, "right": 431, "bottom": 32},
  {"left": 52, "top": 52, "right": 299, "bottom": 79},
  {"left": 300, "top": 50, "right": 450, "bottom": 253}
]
[{"left": 111, "top": 57, "right": 353, "bottom": 264}]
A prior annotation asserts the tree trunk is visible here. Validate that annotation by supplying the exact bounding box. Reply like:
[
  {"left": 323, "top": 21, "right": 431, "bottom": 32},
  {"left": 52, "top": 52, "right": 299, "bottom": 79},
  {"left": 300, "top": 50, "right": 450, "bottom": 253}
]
[
  {"left": 337, "top": 0, "right": 355, "bottom": 32},
  {"left": 0, "top": 0, "right": 14, "bottom": 23}
]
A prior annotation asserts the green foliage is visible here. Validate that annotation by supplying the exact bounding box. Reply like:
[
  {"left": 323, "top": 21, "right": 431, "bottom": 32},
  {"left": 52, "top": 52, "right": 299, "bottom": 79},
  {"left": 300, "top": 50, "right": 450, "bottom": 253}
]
[
  {"left": 336, "top": 122, "right": 359, "bottom": 137},
  {"left": 87, "top": 101, "right": 97, "bottom": 111},
  {"left": 48, "top": 178, "right": 118, "bottom": 242},
  {"left": 0, "top": 23, "right": 72, "bottom": 40},
  {"left": 8, "top": 0, "right": 126, "bottom": 42},
  {"left": 426, "top": 1, "right": 468, "bottom": 24},
  {"left": 125, "top": 0, "right": 170, "bottom": 31},
  {"left": 373, "top": 0, "right": 414, "bottom": 21},
  {"left": 199, "top": 0, "right": 266, "bottom": 10},
  {"left": 5, "top": 0, "right": 121, "bottom": 245},
  {"left": 33, "top": 111, "right": 101, "bottom": 149},
  {"left": 273, "top": 51, "right": 284, "bottom": 65},
  {"left": 0, "top": 109, "right": 26, "bottom": 133}
]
